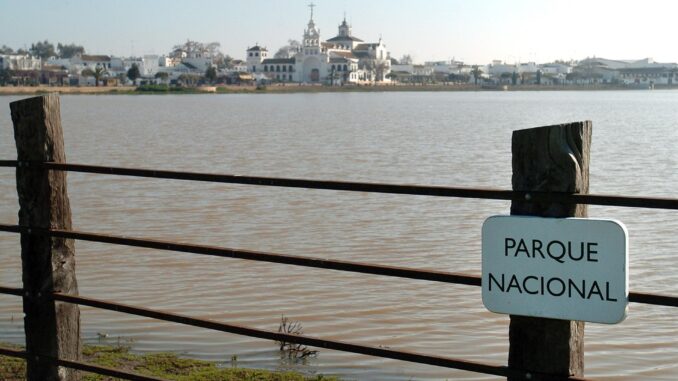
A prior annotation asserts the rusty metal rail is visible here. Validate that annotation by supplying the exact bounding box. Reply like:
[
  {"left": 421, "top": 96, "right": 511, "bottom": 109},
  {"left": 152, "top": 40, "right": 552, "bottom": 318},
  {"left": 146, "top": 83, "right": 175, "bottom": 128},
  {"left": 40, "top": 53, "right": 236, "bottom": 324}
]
[
  {"left": 0, "top": 225, "right": 676, "bottom": 308},
  {"left": 54, "top": 292, "right": 522, "bottom": 378},
  {"left": 0, "top": 224, "right": 481, "bottom": 287},
  {"left": 0, "top": 159, "right": 676, "bottom": 380},
  {"left": 16, "top": 291, "right": 593, "bottom": 381},
  {"left": 0, "top": 160, "right": 677, "bottom": 210},
  {"left": 0, "top": 289, "right": 592, "bottom": 380}
]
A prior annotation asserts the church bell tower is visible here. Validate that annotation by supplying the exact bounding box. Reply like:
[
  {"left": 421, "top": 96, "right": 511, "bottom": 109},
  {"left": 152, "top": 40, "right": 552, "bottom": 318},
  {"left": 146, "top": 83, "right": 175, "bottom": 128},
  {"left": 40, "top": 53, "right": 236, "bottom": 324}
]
[{"left": 303, "top": 2, "right": 321, "bottom": 55}]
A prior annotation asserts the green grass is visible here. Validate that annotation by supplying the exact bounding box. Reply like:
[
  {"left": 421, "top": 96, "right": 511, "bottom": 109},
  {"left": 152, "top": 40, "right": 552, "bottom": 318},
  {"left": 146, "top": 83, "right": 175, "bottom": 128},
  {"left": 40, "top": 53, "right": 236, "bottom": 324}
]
[{"left": 0, "top": 344, "right": 339, "bottom": 381}]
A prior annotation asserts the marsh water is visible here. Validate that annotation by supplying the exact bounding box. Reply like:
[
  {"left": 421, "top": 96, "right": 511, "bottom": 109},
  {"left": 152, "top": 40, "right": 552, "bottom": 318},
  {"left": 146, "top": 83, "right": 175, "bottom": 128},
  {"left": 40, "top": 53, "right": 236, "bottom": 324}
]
[{"left": 0, "top": 91, "right": 676, "bottom": 380}]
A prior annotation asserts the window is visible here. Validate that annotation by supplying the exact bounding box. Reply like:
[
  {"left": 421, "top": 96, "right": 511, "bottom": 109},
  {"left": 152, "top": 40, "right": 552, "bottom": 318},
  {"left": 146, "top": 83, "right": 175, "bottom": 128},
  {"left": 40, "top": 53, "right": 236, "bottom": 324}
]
[
  {"left": 283, "top": 65, "right": 286, "bottom": 72},
  {"left": 249, "top": 52, "right": 253, "bottom": 57},
  {"left": 289, "top": 74, "right": 292, "bottom": 81},
  {"left": 332, "top": 64, "right": 336, "bottom": 71},
  {"left": 255, "top": 52, "right": 259, "bottom": 57},
  {"left": 264, "top": 65, "right": 268, "bottom": 71},
  {"left": 343, "top": 64, "right": 348, "bottom": 71},
  {"left": 252, "top": 66, "right": 256, "bottom": 72},
  {"left": 289, "top": 65, "right": 293, "bottom": 72},
  {"left": 276, "top": 65, "right": 280, "bottom": 72}
]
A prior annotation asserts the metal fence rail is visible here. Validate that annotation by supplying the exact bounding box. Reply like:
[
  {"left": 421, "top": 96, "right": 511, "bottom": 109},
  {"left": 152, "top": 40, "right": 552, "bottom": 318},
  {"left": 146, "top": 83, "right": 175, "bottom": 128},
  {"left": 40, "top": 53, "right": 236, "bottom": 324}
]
[
  {"left": 1, "top": 160, "right": 677, "bottom": 210},
  {"left": 0, "top": 224, "right": 676, "bottom": 307},
  {"left": 0, "top": 157, "right": 676, "bottom": 380},
  {"left": 0, "top": 291, "right": 591, "bottom": 381}
]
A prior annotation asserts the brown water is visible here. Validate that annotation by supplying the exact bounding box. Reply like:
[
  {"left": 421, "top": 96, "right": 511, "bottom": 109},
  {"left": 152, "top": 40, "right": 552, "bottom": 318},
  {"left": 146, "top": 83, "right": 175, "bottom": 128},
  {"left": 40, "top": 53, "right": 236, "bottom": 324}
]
[{"left": 0, "top": 91, "right": 676, "bottom": 380}]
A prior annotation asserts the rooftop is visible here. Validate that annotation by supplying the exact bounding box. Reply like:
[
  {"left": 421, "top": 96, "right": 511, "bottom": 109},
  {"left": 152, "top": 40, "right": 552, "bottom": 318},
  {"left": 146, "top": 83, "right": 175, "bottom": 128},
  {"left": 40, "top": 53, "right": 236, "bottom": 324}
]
[
  {"left": 326, "top": 35, "right": 363, "bottom": 42},
  {"left": 80, "top": 54, "right": 111, "bottom": 62}
]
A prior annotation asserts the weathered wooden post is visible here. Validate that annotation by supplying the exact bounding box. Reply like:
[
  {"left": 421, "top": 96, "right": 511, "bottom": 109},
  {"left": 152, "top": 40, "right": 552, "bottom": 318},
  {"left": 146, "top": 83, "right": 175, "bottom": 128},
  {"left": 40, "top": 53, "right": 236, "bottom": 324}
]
[
  {"left": 508, "top": 121, "right": 591, "bottom": 379},
  {"left": 10, "top": 94, "right": 81, "bottom": 381}
]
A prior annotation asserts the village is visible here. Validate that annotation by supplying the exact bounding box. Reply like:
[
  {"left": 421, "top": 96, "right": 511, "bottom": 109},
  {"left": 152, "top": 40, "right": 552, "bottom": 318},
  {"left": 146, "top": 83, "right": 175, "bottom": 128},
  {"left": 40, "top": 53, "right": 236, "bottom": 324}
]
[{"left": 2, "top": 8, "right": 677, "bottom": 90}]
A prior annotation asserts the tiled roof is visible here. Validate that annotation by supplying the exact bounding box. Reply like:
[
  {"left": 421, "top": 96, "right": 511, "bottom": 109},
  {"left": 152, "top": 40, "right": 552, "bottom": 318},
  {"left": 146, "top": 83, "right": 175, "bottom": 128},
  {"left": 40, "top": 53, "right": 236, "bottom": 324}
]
[
  {"left": 326, "top": 35, "right": 363, "bottom": 42},
  {"left": 330, "top": 51, "right": 357, "bottom": 59},
  {"left": 247, "top": 45, "right": 267, "bottom": 52},
  {"left": 81, "top": 54, "right": 111, "bottom": 62}
]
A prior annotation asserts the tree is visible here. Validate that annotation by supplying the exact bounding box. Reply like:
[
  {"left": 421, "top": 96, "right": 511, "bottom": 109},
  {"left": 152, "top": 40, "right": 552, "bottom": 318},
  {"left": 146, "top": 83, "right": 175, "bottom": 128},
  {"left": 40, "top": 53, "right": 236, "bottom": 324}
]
[
  {"left": 0, "top": 45, "right": 14, "bottom": 54},
  {"left": 204, "top": 42, "right": 222, "bottom": 59},
  {"left": 82, "top": 65, "right": 108, "bottom": 86},
  {"left": 0, "top": 68, "right": 13, "bottom": 85},
  {"left": 57, "top": 43, "right": 85, "bottom": 58},
  {"left": 214, "top": 53, "right": 234, "bottom": 69},
  {"left": 204, "top": 66, "right": 217, "bottom": 84},
  {"left": 94, "top": 66, "right": 109, "bottom": 86},
  {"left": 274, "top": 40, "right": 301, "bottom": 59},
  {"left": 471, "top": 65, "right": 483, "bottom": 85},
  {"left": 29, "top": 40, "right": 56, "bottom": 60},
  {"left": 385, "top": 71, "right": 398, "bottom": 84},
  {"left": 375, "top": 62, "right": 389, "bottom": 82},
  {"left": 449, "top": 73, "right": 469, "bottom": 83},
  {"left": 127, "top": 63, "right": 141, "bottom": 83},
  {"left": 178, "top": 74, "right": 200, "bottom": 87},
  {"left": 155, "top": 72, "right": 169, "bottom": 82},
  {"left": 399, "top": 54, "right": 413, "bottom": 65},
  {"left": 172, "top": 39, "right": 222, "bottom": 59}
]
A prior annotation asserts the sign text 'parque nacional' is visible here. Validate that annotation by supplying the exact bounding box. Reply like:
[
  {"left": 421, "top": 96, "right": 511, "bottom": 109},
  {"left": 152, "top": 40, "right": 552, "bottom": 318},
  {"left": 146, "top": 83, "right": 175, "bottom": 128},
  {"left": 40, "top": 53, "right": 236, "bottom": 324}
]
[{"left": 481, "top": 216, "right": 628, "bottom": 324}]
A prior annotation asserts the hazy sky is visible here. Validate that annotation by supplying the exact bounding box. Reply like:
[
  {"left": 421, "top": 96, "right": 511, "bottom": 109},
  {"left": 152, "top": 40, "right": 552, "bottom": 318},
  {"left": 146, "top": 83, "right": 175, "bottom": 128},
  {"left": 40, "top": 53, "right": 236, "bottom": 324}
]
[{"left": 2, "top": 0, "right": 678, "bottom": 64}]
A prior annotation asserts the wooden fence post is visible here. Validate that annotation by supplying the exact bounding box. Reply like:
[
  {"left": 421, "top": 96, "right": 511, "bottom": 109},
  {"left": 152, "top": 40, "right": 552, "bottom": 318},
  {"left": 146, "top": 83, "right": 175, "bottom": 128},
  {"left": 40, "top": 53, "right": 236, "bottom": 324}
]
[
  {"left": 508, "top": 121, "right": 591, "bottom": 379},
  {"left": 10, "top": 94, "right": 81, "bottom": 381}
]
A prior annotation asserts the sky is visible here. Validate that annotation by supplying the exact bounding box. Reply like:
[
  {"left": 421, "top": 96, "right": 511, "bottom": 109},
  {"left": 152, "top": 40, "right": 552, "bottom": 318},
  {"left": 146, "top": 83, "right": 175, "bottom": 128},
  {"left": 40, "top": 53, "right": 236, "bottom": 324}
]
[{"left": 2, "top": 0, "right": 678, "bottom": 64}]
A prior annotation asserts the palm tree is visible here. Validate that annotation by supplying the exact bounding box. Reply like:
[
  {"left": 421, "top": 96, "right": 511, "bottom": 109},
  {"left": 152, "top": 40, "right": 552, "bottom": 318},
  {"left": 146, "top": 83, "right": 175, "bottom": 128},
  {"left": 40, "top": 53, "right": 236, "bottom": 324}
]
[
  {"left": 471, "top": 65, "right": 483, "bottom": 85},
  {"left": 385, "top": 71, "right": 398, "bottom": 85},
  {"left": 81, "top": 65, "right": 109, "bottom": 87},
  {"left": 93, "top": 65, "right": 109, "bottom": 87}
]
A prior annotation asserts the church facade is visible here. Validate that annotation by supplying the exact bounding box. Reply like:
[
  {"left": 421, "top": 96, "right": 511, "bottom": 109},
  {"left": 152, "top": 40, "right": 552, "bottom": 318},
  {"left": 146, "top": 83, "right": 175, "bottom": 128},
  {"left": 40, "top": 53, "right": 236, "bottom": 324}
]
[{"left": 246, "top": 6, "right": 391, "bottom": 85}]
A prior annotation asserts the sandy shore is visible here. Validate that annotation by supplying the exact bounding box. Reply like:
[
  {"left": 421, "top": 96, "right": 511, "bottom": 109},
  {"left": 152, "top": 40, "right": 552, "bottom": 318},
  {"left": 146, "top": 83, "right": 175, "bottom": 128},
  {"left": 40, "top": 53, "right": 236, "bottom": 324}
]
[
  {"left": 0, "top": 85, "right": 138, "bottom": 95},
  {"left": 0, "top": 83, "right": 664, "bottom": 95}
]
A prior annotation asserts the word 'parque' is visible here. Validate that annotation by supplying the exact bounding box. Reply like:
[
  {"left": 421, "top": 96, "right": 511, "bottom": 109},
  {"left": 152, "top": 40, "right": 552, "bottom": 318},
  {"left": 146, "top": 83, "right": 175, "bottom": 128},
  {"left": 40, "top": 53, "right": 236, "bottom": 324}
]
[{"left": 504, "top": 238, "right": 598, "bottom": 263}]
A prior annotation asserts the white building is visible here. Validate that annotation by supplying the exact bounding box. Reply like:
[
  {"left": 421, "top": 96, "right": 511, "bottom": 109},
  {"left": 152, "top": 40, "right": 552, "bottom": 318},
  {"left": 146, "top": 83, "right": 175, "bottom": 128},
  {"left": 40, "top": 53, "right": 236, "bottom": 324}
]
[
  {"left": 140, "top": 55, "right": 160, "bottom": 76},
  {"left": 71, "top": 54, "right": 112, "bottom": 70},
  {"left": 540, "top": 63, "right": 572, "bottom": 75},
  {"left": 247, "top": 6, "right": 390, "bottom": 84},
  {"left": 487, "top": 60, "right": 517, "bottom": 76},
  {"left": 0, "top": 54, "right": 42, "bottom": 70}
]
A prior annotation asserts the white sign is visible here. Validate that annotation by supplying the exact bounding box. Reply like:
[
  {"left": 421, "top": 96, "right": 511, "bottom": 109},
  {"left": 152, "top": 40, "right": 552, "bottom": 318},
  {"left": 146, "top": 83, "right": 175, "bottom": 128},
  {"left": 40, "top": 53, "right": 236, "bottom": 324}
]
[{"left": 482, "top": 216, "right": 628, "bottom": 324}]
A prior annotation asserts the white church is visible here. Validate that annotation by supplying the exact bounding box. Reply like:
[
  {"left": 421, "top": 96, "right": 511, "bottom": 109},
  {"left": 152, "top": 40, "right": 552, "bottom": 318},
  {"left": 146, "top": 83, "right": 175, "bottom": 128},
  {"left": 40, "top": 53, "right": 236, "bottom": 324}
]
[{"left": 246, "top": 4, "right": 391, "bottom": 84}]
